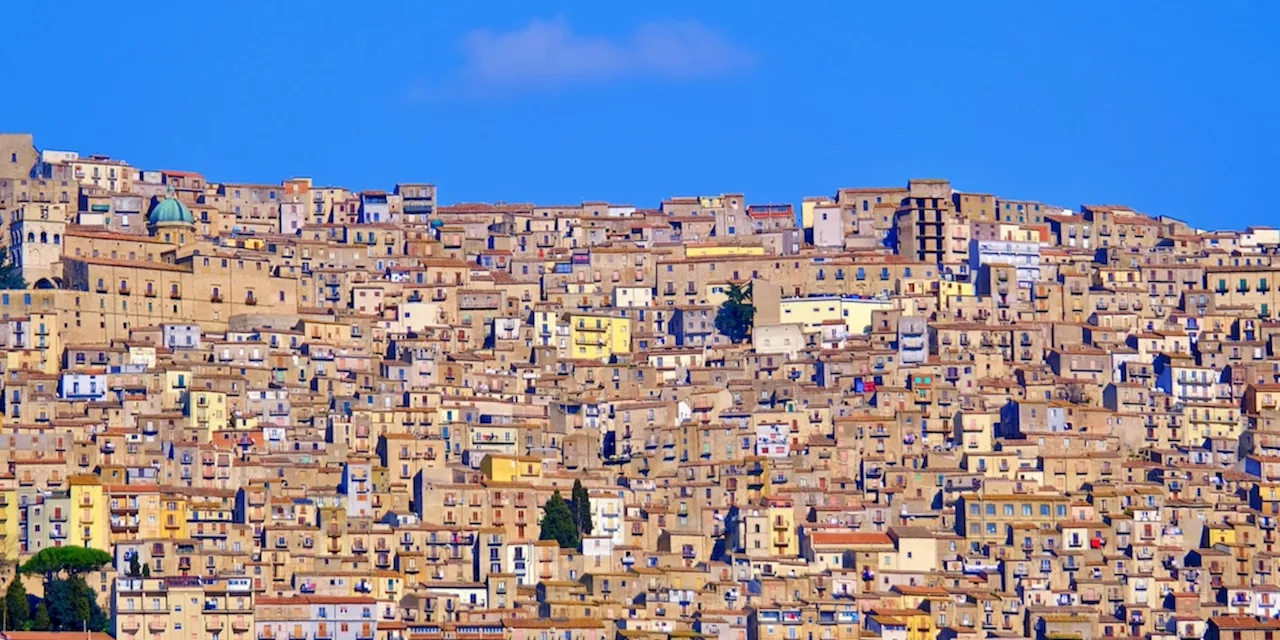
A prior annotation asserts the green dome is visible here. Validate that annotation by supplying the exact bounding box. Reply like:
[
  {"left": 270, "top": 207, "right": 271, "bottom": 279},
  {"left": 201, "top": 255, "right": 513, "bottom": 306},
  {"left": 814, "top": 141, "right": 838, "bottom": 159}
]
[{"left": 148, "top": 195, "right": 194, "bottom": 226}]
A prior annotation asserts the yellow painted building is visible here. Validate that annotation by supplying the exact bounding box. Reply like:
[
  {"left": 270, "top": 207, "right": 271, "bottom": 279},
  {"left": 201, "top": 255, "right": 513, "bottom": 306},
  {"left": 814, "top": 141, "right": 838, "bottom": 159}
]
[
  {"left": 1183, "top": 402, "right": 1241, "bottom": 446},
  {"left": 161, "top": 492, "right": 190, "bottom": 539},
  {"left": 778, "top": 295, "right": 893, "bottom": 335},
  {"left": 533, "top": 308, "right": 562, "bottom": 346},
  {"left": 232, "top": 414, "right": 260, "bottom": 431},
  {"left": 68, "top": 475, "right": 109, "bottom": 550},
  {"left": 938, "top": 280, "right": 976, "bottom": 301},
  {"left": 108, "top": 486, "right": 164, "bottom": 542},
  {"left": 164, "top": 369, "right": 193, "bottom": 411},
  {"left": 0, "top": 310, "right": 62, "bottom": 375},
  {"left": 998, "top": 223, "right": 1044, "bottom": 243},
  {"left": 189, "top": 390, "right": 229, "bottom": 433},
  {"left": 800, "top": 199, "right": 817, "bottom": 229},
  {"left": 767, "top": 498, "right": 798, "bottom": 557},
  {"left": 565, "top": 312, "right": 631, "bottom": 361},
  {"left": 480, "top": 454, "right": 543, "bottom": 483},
  {"left": 1207, "top": 522, "right": 1236, "bottom": 547},
  {"left": 0, "top": 480, "right": 18, "bottom": 562},
  {"left": 29, "top": 311, "right": 60, "bottom": 375},
  {"left": 685, "top": 245, "right": 766, "bottom": 259}
]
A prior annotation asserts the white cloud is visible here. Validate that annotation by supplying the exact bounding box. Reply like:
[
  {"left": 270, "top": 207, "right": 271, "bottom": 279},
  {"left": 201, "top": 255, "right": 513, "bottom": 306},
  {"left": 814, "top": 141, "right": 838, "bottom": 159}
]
[{"left": 454, "top": 18, "right": 752, "bottom": 92}]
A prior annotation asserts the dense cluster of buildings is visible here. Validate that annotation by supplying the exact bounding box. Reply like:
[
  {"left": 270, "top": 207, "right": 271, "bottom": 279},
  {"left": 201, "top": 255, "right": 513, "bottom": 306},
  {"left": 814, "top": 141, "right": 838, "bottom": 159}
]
[{"left": 2, "top": 131, "right": 1280, "bottom": 640}]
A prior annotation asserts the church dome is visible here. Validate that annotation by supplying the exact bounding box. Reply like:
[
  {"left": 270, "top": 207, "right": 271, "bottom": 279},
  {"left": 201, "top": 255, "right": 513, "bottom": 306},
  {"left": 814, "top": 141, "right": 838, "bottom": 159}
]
[{"left": 148, "top": 192, "right": 194, "bottom": 226}]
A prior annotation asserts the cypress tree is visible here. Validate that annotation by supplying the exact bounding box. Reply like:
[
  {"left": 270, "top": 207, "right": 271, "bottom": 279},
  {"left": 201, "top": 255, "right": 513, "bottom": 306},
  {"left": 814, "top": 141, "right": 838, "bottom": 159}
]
[
  {"left": 572, "top": 480, "right": 594, "bottom": 536},
  {"left": 4, "top": 578, "right": 27, "bottom": 630},
  {"left": 539, "top": 490, "right": 579, "bottom": 549},
  {"left": 715, "top": 283, "right": 754, "bottom": 344}
]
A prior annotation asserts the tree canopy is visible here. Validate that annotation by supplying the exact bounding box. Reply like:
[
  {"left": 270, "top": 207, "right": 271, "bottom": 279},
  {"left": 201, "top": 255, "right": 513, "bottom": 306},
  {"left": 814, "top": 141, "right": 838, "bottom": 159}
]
[
  {"left": 715, "top": 283, "right": 755, "bottom": 344},
  {"left": 539, "top": 490, "right": 579, "bottom": 549},
  {"left": 19, "top": 547, "right": 112, "bottom": 581}
]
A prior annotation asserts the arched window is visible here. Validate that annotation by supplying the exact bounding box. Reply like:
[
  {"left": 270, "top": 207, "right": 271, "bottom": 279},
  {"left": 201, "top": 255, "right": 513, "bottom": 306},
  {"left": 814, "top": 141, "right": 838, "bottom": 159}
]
[
  {"left": 52, "top": 234, "right": 60, "bottom": 245},
  {"left": 39, "top": 232, "right": 47, "bottom": 243},
  {"left": 26, "top": 232, "right": 34, "bottom": 243}
]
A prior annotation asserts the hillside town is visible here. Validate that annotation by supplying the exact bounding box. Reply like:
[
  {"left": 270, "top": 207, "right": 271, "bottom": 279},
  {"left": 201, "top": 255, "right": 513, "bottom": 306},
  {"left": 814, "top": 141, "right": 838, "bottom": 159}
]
[{"left": 0, "top": 130, "right": 1279, "bottom": 640}]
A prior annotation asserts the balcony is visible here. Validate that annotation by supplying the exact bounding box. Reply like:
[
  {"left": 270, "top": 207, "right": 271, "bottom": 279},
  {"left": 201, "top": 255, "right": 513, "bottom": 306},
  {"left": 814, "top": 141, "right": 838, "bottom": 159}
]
[
  {"left": 245, "top": 295, "right": 258, "bottom": 306},
  {"left": 210, "top": 293, "right": 224, "bottom": 303}
]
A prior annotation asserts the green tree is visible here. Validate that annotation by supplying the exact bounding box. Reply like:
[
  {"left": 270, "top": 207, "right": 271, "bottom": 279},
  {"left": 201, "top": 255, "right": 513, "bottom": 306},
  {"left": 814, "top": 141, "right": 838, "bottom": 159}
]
[
  {"left": 17, "top": 547, "right": 109, "bottom": 632},
  {"left": 19, "top": 546, "right": 112, "bottom": 583},
  {"left": 127, "top": 553, "right": 142, "bottom": 579},
  {"left": 539, "top": 490, "right": 579, "bottom": 549},
  {"left": 0, "top": 254, "right": 24, "bottom": 291},
  {"left": 570, "top": 480, "right": 584, "bottom": 531},
  {"left": 4, "top": 578, "right": 28, "bottom": 630},
  {"left": 714, "top": 283, "right": 755, "bottom": 344},
  {"left": 571, "top": 479, "right": 593, "bottom": 536},
  {"left": 141, "top": 564, "right": 150, "bottom": 578},
  {"left": 31, "top": 602, "right": 49, "bottom": 631},
  {"left": 86, "top": 578, "right": 108, "bottom": 633},
  {"left": 45, "top": 577, "right": 96, "bottom": 632}
]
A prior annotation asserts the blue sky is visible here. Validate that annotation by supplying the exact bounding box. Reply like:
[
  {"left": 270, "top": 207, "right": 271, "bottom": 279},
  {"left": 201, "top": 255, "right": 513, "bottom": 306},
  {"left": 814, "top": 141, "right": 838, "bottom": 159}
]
[{"left": 2, "top": 1, "right": 1276, "bottom": 228}]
